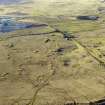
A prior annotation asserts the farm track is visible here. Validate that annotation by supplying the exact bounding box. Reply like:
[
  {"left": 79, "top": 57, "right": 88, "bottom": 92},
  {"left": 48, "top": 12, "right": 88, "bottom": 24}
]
[
  {"left": 74, "top": 40, "right": 105, "bottom": 66},
  {"left": 1, "top": 25, "right": 105, "bottom": 105},
  {"left": 50, "top": 27, "right": 105, "bottom": 67}
]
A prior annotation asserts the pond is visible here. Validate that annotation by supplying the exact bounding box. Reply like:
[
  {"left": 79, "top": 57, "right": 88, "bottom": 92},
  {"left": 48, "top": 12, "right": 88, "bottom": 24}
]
[
  {"left": 0, "top": 17, "right": 45, "bottom": 33},
  {"left": 0, "top": 0, "right": 27, "bottom": 5}
]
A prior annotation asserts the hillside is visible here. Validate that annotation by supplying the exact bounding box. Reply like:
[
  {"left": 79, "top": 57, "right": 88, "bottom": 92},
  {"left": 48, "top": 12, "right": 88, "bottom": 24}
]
[{"left": 0, "top": 0, "right": 105, "bottom": 105}]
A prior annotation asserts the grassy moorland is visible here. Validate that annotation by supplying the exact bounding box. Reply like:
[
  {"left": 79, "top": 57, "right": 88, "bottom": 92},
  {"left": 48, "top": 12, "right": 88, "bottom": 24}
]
[{"left": 1, "top": 0, "right": 105, "bottom": 105}]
